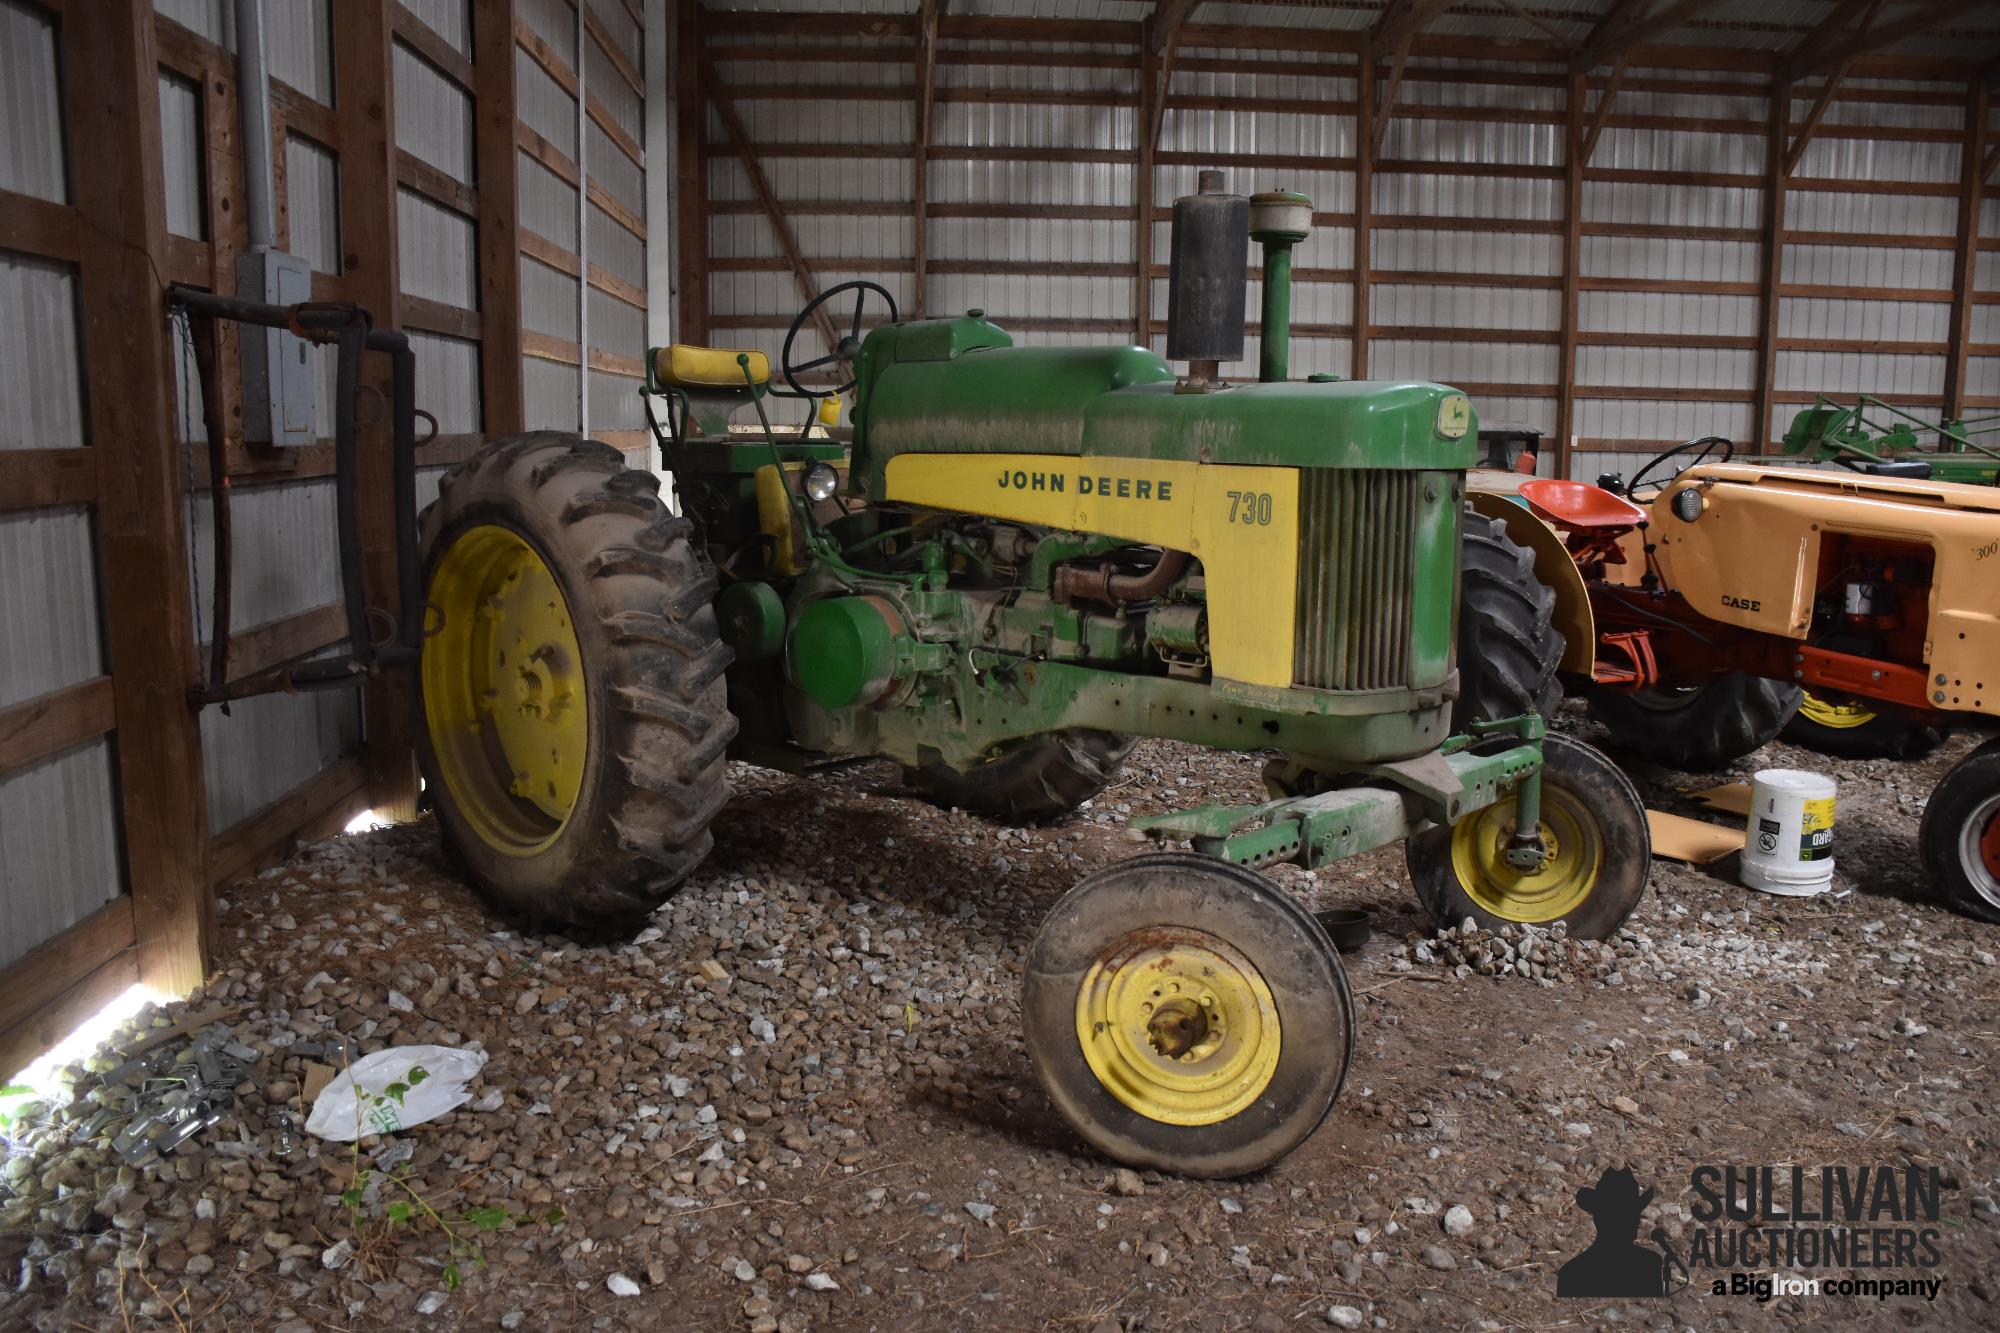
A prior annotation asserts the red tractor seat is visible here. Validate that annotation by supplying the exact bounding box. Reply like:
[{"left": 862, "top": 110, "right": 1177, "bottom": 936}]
[{"left": 1519, "top": 478, "right": 1647, "bottom": 531}]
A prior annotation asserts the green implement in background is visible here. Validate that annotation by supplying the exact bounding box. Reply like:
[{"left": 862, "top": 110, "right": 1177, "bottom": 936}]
[{"left": 1781, "top": 393, "right": 2000, "bottom": 484}]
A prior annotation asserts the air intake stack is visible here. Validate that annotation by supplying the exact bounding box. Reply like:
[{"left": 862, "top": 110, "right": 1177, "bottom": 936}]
[
  {"left": 1166, "top": 169, "right": 1249, "bottom": 390},
  {"left": 1250, "top": 190, "right": 1312, "bottom": 383}
]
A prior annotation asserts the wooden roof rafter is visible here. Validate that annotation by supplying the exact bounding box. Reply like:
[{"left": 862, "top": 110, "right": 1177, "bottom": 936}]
[
  {"left": 1145, "top": 0, "right": 1202, "bottom": 55},
  {"left": 1143, "top": 0, "right": 1202, "bottom": 149},
  {"left": 1489, "top": 0, "right": 1577, "bottom": 47},
  {"left": 1370, "top": 0, "right": 1459, "bottom": 152},
  {"left": 1782, "top": 0, "right": 1883, "bottom": 79},
  {"left": 1571, "top": 0, "right": 1728, "bottom": 74},
  {"left": 1784, "top": 0, "right": 1982, "bottom": 83},
  {"left": 1576, "top": 59, "right": 1632, "bottom": 168}
]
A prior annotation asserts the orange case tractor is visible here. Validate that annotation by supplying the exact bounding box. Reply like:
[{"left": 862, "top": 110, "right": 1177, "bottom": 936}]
[{"left": 1469, "top": 462, "right": 2000, "bottom": 924}]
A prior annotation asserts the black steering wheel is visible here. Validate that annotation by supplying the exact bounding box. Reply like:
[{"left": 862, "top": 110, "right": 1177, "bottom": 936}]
[
  {"left": 776, "top": 280, "right": 898, "bottom": 398},
  {"left": 1626, "top": 435, "right": 1735, "bottom": 496}
]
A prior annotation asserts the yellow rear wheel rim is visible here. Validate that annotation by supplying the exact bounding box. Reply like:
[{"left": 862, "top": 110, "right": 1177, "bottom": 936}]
[
  {"left": 1798, "top": 691, "right": 1877, "bottom": 730},
  {"left": 1075, "top": 929, "right": 1281, "bottom": 1127},
  {"left": 1449, "top": 786, "right": 1603, "bottom": 923},
  {"left": 422, "top": 525, "right": 588, "bottom": 857}
]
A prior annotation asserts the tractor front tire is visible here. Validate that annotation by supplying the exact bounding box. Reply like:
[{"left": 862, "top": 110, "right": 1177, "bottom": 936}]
[
  {"left": 908, "top": 730, "right": 1134, "bottom": 823},
  {"left": 1784, "top": 690, "right": 1946, "bottom": 760},
  {"left": 1919, "top": 737, "right": 2000, "bottom": 924},
  {"left": 1406, "top": 734, "right": 1650, "bottom": 940},
  {"left": 1023, "top": 853, "right": 1353, "bottom": 1178},
  {"left": 417, "top": 432, "right": 736, "bottom": 935},
  {"left": 1588, "top": 673, "right": 1802, "bottom": 771},
  {"left": 1454, "top": 508, "right": 1565, "bottom": 730}
]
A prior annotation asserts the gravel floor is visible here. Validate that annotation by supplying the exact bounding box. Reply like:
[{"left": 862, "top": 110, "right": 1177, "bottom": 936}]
[{"left": 3, "top": 708, "right": 1998, "bottom": 1331}]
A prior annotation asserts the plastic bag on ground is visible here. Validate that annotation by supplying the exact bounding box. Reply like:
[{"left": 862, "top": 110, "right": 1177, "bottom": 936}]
[{"left": 304, "top": 1045, "right": 487, "bottom": 1141}]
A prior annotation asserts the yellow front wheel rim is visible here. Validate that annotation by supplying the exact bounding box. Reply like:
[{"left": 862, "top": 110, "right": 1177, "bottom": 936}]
[
  {"left": 1075, "top": 929, "right": 1281, "bottom": 1127},
  {"left": 1798, "top": 691, "right": 1877, "bottom": 730},
  {"left": 422, "top": 525, "right": 589, "bottom": 857},
  {"left": 1449, "top": 786, "right": 1603, "bottom": 923}
]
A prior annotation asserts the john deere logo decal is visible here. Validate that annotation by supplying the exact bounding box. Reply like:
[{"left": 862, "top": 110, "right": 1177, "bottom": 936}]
[{"left": 1436, "top": 394, "right": 1471, "bottom": 440}]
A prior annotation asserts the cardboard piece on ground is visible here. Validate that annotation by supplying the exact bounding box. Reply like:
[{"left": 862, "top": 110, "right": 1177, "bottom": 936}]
[
  {"left": 1690, "top": 782, "right": 1752, "bottom": 817},
  {"left": 1647, "top": 809, "right": 1745, "bottom": 865},
  {"left": 301, "top": 1061, "right": 338, "bottom": 1104}
]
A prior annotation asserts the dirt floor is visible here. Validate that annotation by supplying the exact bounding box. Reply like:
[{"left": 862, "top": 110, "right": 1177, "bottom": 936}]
[{"left": 3, "top": 707, "right": 1998, "bottom": 1331}]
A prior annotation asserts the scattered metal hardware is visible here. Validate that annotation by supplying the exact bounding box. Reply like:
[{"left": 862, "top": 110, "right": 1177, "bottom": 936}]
[
  {"left": 73, "top": 1025, "right": 364, "bottom": 1165},
  {"left": 98, "top": 1020, "right": 258, "bottom": 1160},
  {"left": 88, "top": 1029, "right": 257, "bottom": 1164},
  {"left": 77, "top": 1106, "right": 121, "bottom": 1139},
  {"left": 153, "top": 1105, "right": 227, "bottom": 1155},
  {"left": 100, "top": 1049, "right": 176, "bottom": 1089}
]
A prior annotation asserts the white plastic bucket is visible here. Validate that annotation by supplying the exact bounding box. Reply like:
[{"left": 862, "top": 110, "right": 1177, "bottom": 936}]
[{"left": 1740, "top": 768, "right": 1837, "bottom": 896}]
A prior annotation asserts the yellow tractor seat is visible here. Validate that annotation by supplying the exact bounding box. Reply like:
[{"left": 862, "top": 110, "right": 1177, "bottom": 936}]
[{"left": 651, "top": 344, "right": 770, "bottom": 390}]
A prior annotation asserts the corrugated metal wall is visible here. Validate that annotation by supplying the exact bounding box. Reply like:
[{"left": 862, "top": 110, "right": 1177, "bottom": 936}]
[
  {"left": 520, "top": 0, "right": 586, "bottom": 432},
  {"left": 0, "top": 507, "right": 119, "bottom": 972},
  {"left": 509, "top": 0, "right": 654, "bottom": 464},
  {"left": 1969, "top": 99, "right": 2000, "bottom": 405},
  {"left": 0, "top": 256, "right": 85, "bottom": 449},
  {"left": 0, "top": 0, "right": 122, "bottom": 967},
  {"left": 708, "top": 27, "right": 906, "bottom": 354},
  {"left": 158, "top": 70, "right": 206, "bottom": 238},
  {"left": 1569, "top": 66, "right": 1764, "bottom": 484},
  {"left": 696, "top": 2, "right": 1991, "bottom": 486},
  {"left": 1774, "top": 77, "right": 1960, "bottom": 439},
  {"left": 394, "top": 0, "right": 483, "bottom": 544},
  {"left": 1372, "top": 56, "right": 1561, "bottom": 443},
  {"left": 586, "top": 0, "right": 653, "bottom": 442}
]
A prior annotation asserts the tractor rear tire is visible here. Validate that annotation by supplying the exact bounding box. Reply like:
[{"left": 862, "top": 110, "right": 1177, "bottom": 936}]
[
  {"left": 1454, "top": 508, "right": 1564, "bottom": 730},
  {"left": 417, "top": 432, "right": 736, "bottom": 935},
  {"left": 1919, "top": 737, "right": 2000, "bottom": 925},
  {"left": 1588, "top": 673, "right": 1802, "bottom": 771},
  {"left": 1784, "top": 690, "right": 1946, "bottom": 760},
  {"left": 908, "top": 730, "right": 1135, "bottom": 823}
]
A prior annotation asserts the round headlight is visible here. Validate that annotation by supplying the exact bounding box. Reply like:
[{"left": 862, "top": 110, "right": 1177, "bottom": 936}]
[
  {"left": 803, "top": 462, "right": 841, "bottom": 503},
  {"left": 1670, "top": 486, "right": 1704, "bottom": 523}
]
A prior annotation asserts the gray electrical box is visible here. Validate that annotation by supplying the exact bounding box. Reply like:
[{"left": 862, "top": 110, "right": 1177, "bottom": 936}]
[{"left": 236, "top": 248, "right": 316, "bottom": 445}]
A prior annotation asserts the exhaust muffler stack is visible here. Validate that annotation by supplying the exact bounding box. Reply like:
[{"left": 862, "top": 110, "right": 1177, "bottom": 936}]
[{"left": 1166, "top": 169, "right": 1248, "bottom": 390}]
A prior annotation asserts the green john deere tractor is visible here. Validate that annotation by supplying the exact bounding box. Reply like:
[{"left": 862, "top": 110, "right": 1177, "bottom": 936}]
[{"left": 416, "top": 172, "right": 1650, "bottom": 1176}]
